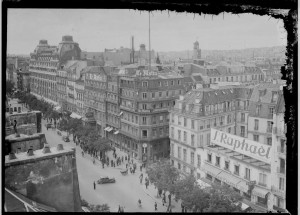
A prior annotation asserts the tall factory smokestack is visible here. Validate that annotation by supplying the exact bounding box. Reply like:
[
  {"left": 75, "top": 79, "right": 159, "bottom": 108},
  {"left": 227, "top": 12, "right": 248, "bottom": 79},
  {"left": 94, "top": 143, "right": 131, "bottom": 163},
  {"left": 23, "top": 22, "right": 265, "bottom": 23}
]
[{"left": 130, "top": 36, "right": 135, "bottom": 63}]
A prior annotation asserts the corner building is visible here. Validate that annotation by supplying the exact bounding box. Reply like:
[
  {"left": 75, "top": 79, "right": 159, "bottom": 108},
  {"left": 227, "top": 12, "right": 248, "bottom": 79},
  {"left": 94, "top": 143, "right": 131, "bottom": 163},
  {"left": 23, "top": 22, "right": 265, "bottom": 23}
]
[{"left": 118, "top": 66, "right": 193, "bottom": 163}]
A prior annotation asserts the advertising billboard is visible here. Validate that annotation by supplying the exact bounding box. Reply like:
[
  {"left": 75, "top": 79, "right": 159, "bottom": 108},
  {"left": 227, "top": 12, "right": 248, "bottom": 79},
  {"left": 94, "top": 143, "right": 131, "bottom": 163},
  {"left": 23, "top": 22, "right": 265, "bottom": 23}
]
[{"left": 211, "top": 128, "right": 272, "bottom": 164}]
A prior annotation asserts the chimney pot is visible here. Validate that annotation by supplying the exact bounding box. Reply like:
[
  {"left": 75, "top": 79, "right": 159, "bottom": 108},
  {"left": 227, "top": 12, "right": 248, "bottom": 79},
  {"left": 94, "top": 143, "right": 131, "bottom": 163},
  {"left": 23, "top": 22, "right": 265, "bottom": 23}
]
[
  {"left": 57, "top": 144, "right": 64, "bottom": 151},
  {"left": 9, "top": 152, "right": 17, "bottom": 160},
  {"left": 42, "top": 145, "right": 51, "bottom": 154},
  {"left": 27, "top": 148, "right": 34, "bottom": 156}
]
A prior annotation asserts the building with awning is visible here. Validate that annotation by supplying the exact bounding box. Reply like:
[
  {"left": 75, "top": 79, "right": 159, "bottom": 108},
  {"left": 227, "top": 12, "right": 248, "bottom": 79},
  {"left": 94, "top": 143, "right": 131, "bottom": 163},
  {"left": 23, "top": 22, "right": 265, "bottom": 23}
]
[
  {"left": 70, "top": 112, "right": 82, "bottom": 119},
  {"left": 54, "top": 106, "right": 62, "bottom": 112},
  {"left": 114, "top": 130, "right": 119, "bottom": 135},
  {"left": 104, "top": 127, "right": 111, "bottom": 131}
]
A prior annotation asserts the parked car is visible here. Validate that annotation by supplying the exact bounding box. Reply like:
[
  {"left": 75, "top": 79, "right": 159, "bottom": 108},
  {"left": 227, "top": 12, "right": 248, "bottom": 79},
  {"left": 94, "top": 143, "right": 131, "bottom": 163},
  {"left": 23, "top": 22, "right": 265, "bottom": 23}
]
[
  {"left": 62, "top": 136, "right": 70, "bottom": 142},
  {"left": 97, "top": 177, "right": 116, "bottom": 184},
  {"left": 46, "top": 123, "right": 52, "bottom": 129}
]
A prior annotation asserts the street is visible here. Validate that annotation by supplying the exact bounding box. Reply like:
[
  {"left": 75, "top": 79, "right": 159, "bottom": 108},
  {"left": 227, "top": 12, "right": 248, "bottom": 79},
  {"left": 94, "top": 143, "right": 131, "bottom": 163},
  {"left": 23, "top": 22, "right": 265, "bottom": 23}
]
[{"left": 42, "top": 119, "right": 182, "bottom": 212}]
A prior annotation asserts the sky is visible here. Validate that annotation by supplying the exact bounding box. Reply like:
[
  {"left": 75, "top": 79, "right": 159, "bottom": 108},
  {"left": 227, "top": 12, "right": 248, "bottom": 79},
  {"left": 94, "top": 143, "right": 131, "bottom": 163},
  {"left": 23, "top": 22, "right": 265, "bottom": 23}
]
[{"left": 7, "top": 9, "right": 287, "bottom": 54}]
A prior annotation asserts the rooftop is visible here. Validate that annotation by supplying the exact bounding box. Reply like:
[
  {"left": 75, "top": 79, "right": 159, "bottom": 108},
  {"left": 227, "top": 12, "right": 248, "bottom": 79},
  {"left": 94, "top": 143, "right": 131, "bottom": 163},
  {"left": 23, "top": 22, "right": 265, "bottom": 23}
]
[{"left": 5, "top": 145, "right": 75, "bottom": 166}]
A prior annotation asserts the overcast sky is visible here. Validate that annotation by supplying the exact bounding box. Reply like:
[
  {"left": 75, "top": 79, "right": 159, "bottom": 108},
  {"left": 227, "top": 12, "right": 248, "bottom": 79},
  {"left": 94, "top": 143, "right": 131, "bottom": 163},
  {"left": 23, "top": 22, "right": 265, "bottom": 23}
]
[{"left": 7, "top": 9, "right": 287, "bottom": 54}]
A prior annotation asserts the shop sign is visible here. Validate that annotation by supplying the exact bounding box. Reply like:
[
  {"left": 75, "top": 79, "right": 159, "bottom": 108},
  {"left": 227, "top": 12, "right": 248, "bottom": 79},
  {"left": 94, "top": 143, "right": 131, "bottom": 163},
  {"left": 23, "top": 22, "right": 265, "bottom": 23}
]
[
  {"left": 136, "top": 70, "right": 158, "bottom": 76},
  {"left": 211, "top": 128, "right": 272, "bottom": 164}
]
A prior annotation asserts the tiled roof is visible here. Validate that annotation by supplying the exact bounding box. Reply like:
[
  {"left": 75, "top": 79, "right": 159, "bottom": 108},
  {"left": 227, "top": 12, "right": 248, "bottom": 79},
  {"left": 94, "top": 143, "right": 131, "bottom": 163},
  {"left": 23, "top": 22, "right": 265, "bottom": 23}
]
[
  {"left": 249, "top": 83, "right": 282, "bottom": 103},
  {"left": 192, "top": 75, "right": 203, "bottom": 82}
]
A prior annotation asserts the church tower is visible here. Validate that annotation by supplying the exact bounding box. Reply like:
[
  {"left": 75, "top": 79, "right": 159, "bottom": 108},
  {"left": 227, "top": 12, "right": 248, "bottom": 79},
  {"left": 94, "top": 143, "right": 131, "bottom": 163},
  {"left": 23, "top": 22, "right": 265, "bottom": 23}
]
[{"left": 193, "top": 41, "right": 201, "bottom": 60}]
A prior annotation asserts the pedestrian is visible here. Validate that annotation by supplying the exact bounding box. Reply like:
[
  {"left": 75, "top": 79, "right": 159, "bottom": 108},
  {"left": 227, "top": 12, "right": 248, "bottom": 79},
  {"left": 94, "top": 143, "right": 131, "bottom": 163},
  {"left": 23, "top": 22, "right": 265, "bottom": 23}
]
[
  {"left": 111, "top": 160, "right": 113, "bottom": 167},
  {"left": 102, "top": 162, "right": 104, "bottom": 169},
  {"left": 126, "top": 163, "right": 128, "bottom": 169},
  {"left": 93, "top": 158, "right": 95, "bottom": 165},
  {"left": 125, "top": 156, "right": 127, "bottom": 161},
  {"left": 163, "top": 194, "right": 166, "bottom": 205},
  {"left": 184, "top": 207, "right": 187, "bottom": 213},
  {"left": 93, "top": 181, "right": 96, "bottom": 190},
  {"left": 140, "top": 165, "right": 142, "bottom": 172},
  {"left": 181, "top": 202, "right": 184, "bottom": 212},
  {"left": 118, "top": 205, "right": 121, "bottom": 213},
  {"left": 145, "top": 180, "right": 149, "bottom": 189},
  {"left": 168, "top": 193, "right": 171, "bottom": 206},
  {"left": 154, "top": 202, "right": 157, "bottom": 211},
  {"left": 130, "top": 167, "right": 132, "bottom": 173},
  {"left": 122, "top": 156, "right": 124, "bottom": 163}
]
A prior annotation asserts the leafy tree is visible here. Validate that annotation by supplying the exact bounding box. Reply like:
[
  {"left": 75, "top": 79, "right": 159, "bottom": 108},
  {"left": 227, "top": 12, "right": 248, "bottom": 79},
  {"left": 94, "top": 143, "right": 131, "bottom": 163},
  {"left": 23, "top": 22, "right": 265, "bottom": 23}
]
[
  {"left": 146, "top": 159, "right": 180, "bottom": 193},
  {"left": 6, "top": 80, "right": 15, "bottom": 95},
  {"left": 204, "top": 184, "right": 243, "bottom": 212},
  {"left": 81, "top": 198, "right": 110, "bottom": 212}
]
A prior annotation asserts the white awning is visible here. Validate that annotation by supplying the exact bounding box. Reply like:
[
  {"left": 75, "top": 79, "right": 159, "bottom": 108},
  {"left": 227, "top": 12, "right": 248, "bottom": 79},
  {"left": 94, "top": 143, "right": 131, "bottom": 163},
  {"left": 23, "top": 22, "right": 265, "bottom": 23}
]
[
  {"left": 197, "top": 179, "right": 211, "bottom": 188},
  {"left": 108, "top": 127, "right": 114, "bottom": 132},
  {"left": 104, "top": 127, "right": 110, "bottom": 131},
  {"left": 201, "top": 163, "right": 222, "bottom": 177},
  {"left": 70, "top": 112, "right": 82, "bottom": 119},
  {"left": 236, "top": 180, "right": 248, "bottom": 193},
  {"left": 252, "top": 186, "right": 269, "bottom": 198},
  {"left": 217, "top": 171, "right": 241, "bottom": 187},
  {"left": 119, "top": 112, "right": 123, "bottom": 116},
  {"left": 114, "top": 130, "right": 119, "bottom": 135}
]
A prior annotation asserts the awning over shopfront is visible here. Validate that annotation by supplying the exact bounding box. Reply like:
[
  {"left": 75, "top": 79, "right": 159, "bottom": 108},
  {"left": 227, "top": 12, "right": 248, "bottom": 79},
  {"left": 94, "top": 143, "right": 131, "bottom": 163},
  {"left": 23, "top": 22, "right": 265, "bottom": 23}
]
[
  {"left": 104, "top": 127, "right": 111, "bottom": 131},
  {"left": 119, "top": 112, "right": 123, "bottom": 116},
  {"left": 114, "top": 130, "right": 119, "bottom": 135},
  {"left": 70, "top": 112, "right": 82, "bottom": 119},
  {"left": 107, "top": 127, "right": 114, "bottom": 132},
  {"left": 236, "top": 180, "right": 248, "bottom": 193},
  {"left": 252, "top": 186, "right": 270, "bottom": 198},
  {"left": 201, "top": 164, "right": 222, "bottom": 178},
  {"left": 197, "top": 179, "right": 211, "bottom": 189},
  {"left": 217, "top": 171, "right": 241, "bottom": 188}
]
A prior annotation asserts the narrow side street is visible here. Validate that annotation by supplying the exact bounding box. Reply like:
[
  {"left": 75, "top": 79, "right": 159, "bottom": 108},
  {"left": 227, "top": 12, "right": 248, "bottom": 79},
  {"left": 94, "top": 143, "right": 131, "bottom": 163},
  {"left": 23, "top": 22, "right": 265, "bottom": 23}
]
[{"left": 42, "top": 120, "right": 182, "bottom": 212}]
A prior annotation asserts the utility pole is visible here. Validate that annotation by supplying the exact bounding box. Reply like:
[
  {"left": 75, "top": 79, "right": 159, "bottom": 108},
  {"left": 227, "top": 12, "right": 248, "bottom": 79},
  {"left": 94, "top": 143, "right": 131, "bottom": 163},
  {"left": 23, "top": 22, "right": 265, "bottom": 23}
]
[{"left": 149, "top": 12, "right": 151, "bottom": 72}]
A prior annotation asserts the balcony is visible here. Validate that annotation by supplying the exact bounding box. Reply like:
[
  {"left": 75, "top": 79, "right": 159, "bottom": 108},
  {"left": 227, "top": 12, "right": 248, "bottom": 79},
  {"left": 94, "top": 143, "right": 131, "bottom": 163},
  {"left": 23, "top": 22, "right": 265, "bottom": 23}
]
[{"left": 258, "top": 182, "right": 267, "bottom": 187}]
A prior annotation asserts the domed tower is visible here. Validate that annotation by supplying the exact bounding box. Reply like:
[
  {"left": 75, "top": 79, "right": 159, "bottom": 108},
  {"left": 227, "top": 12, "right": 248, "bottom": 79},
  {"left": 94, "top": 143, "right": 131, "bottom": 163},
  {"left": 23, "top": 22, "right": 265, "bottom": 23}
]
[
  {"left": 57, "top": 35, "right": 81, "bottom": 63},
  {"left": 193, "top": 41, "right": 201, "bottom": 60}
]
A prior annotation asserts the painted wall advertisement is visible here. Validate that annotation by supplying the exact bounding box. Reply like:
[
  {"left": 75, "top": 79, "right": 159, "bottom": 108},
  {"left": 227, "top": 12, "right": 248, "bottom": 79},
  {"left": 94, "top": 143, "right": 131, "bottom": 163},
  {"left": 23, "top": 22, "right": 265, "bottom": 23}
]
[{"left": 211, "top": 128, "right": 272, "bottom": 164}]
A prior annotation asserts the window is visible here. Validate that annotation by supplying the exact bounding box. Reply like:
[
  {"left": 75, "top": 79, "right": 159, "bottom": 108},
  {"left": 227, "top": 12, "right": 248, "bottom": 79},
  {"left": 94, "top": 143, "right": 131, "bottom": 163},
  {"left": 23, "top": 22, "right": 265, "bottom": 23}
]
[
  {"left": 191, "top": 134, "right": 195, "bottom": 146},
  {"left": 215, "top": 156, "right": 220, "bottom": 167},
  {"left": 178, "top": 147, "right": 181, "bottom": 159},
  {"left": 142, "top": 81, "right": 148, "bottom": 87},
  {"left": 171, "top": 127, "right": 174, "bottom": 138},
  {"left": 227, "top": 115, "right": 231, "bottom": 124},
  {"left": 152, "top": 92, "right": 155, "bottom": 98},
  {"left": 267, "top": 121, "right": 273, "bottom": 133},
  {"left": 269, "top": 107, "right": 274, "bottom": 115},
  {"left": 225, "top": 161, "right": 230, "bottom": 170},
  {"left": 178, "top": 163, "right": 181, "bottom": 170},
  {"left": 207, "top": 154, "right": 212, "bottom": 163},
  {"left": 166, "top": 91, "right": 169, "bottom": 96},
  {"left": 14, "top": 107, "right": 17, "bottom": 112},
  {"left": 135, "top": 116, "right": 138, "bottom": 123},
  {"left": 234, "top": 165, "right": 240, "bottom": 175},
  {"left": 267, "top": 137, "right": 272, "bottom": 146},
  {"left": 158, "top": 81, "right": 162, "bottom": 87},
  {"left": 171, "top": 144, "right": 174, "bottom": 156},
  {"left": 207, "top": 133, "right": 210, "bottom": 145},
  {"left": 178, "top": 130, "right": 181, "bottom": 141},
  {"left": 241, "top": 113, "right": 245, "bottom": 122},
  {"left": 171, "top": 80, "right": 174, "bottom": 85},
  {"left": 228, "top": 127, "right": 231, "bottom": 133},
  {"left": 191, "top": 120, "right": 195, "bottom": 129},
  {"left": 256, "top": 105, "right": 261, "bottom": 115},
  {"left": 184, "top": 118, "right": 187, "bottom": 126},
  {"left": 142, "top": 92, "right": 147, "bottom": 99},
  {"left": 280, "top": 139, "right": 285, "bottom": 153},
  {"left": 199, "top": 135, "right": 203, "bottom": 147},
  {"left": 254, "top": 119, "right": 259, "bottom": 130},
  {"left": 183, "top": 149, "right": 187, "bottom": 161},
  {"left": 142, "top": 130, "right": 148, "bottom": 138},
  {"left": 279, "top": 158, "right": 285, "bottom": 174},
  {"left": 183, "top": 131, "right": 187, "bottom": 141},
  {"left": 177, "top": 80, "right": 180, "bottom": 85},
  {"left": 178, "top": 117, "right": 182, "bottom": 125},
  {"left": 197, "top": 155, "right": 201, "bottom": 168},
  {"left": 191, "top": 152, "right": 194, "bottom": 165},
  {"left": 241, "top": 126, "right": 245, "bottom": 137},
  {"left": 159, "top": 92, "right": 162, "bottom": 97},
  {"left": 159, "top": 128, "right": 163, "bottom": 136},
  {"left": 279, "top": 177, "right": 284, "bottom": 190},
  {"left": 253, "top": 135, "right": 259, "bottom": 142},
  {"left": 245, "top": 168, "right": 251, "bottom": 180},
  {"left": 142, "top": 104, "right": 147, "bottom": 110},
  {"left": 153, "top": 129, "right": 157, "bottom": 136},
  {"left": 259, "top": 173, "right": 267, "bottom": 186},
  {"left": 142, "top": 117, "right": 147, "bottom": 125}
]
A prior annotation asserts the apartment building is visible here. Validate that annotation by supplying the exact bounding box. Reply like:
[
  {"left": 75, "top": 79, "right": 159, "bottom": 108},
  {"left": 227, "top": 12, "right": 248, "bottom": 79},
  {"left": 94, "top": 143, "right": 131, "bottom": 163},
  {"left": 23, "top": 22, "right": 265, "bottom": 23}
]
[
  {"left": 170, "top": 83, "right": 286, "bottom": 212},
  {"left": 118, "top": 66, "right": 193, "bottom": 163},
  {"left": 29, "top": 36, "right": 81, "bottom": 106},
  {"left": 84, "top": 66, "right": 108, "bottom": 137}
]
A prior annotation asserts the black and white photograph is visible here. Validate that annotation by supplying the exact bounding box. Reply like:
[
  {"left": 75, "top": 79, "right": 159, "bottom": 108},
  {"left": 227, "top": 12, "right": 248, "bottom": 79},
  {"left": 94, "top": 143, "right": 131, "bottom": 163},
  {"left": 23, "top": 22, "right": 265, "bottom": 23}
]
[{"left": 3, "top": 4, "right": 297, "bottom": 213}]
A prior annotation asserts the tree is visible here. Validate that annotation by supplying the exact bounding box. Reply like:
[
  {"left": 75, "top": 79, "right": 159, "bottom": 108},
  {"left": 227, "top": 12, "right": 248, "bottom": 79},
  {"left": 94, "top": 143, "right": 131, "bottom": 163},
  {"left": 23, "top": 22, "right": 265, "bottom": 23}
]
[
  {"left": 81, "top": 198, "right": 110, "bottom": 212},
  {"left": 6, "top": 80, "right": 15, "bottom": 95},
  {"left": 204, "top": 184, "right": 243, "bottom": 212},
  {"left": 146, "top": 159, "right": 180, "bottom": 193}
]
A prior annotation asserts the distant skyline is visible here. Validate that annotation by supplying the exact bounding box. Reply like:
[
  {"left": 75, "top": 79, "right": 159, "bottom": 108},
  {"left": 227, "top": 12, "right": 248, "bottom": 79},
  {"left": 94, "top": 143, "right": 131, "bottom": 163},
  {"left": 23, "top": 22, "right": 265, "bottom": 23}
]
[{"left": 7, "top": 9, "right": 287, "bottom": 55}]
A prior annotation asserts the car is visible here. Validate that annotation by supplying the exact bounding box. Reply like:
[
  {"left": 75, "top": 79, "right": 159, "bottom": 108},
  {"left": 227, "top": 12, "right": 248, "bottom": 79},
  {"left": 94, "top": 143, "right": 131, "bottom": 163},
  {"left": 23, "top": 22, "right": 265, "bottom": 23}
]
[
  {"left": 46, "top": 123, "right": 52, "bottom": 129},
  {"left": 97, "top": 177, "right": 116, "bottom": 184},
  {"left": 62, "top": 136, "right": 70, "bottom": 142}
]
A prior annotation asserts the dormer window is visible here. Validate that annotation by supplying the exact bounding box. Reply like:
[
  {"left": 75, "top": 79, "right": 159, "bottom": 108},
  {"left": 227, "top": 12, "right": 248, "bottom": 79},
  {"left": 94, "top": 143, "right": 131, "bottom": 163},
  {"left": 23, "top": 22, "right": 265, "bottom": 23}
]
[{"left": 272, "top": 91, "right": 278, "bottom": 102}]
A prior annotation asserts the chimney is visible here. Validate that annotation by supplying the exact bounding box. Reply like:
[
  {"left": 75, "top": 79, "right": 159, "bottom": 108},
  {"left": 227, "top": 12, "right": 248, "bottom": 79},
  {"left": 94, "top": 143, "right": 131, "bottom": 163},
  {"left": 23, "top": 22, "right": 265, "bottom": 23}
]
[
  {"left": 9, "top": 152, "right": 17, "bottom": 160},
  {"left": 42, "top": 145, "right": 51, "bottom": 154},
  {"left": 57, "top": 144, "right": 64, "bottom": 151},
  {"left": 27, "top": 148, "right": 34, "bottom": 156}
]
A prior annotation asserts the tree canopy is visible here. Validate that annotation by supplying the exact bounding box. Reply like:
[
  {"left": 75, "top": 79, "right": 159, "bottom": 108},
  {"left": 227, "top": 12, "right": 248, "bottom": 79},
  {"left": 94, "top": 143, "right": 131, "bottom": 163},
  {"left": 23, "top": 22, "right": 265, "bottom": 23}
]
[{"left": 6, "top": 80, "right": 15, "bottom": 96}]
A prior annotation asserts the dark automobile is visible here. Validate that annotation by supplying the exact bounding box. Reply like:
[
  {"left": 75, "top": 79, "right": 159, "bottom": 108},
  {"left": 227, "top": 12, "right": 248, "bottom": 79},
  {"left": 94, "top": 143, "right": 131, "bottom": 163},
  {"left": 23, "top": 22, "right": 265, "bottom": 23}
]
[
  {"left": 46, "top": 123, "right": 52, "bottom": 129},
  {"left": 97, "top": 177, "right": 116, "bottom": 184},
  {"left": 62, "top": 136, "right": 70, "bottom": 142}
]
